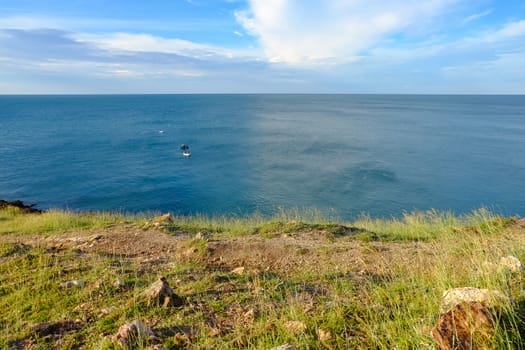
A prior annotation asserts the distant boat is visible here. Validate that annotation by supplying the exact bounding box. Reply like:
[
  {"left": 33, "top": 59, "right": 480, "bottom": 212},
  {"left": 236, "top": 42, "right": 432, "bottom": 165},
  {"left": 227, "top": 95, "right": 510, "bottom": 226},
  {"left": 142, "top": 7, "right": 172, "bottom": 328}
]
[
  {"left": 180, "top": 144, "right": 189, "bottom": 150},
  {"left": 182, "top": 151, "right": 191, "bottom": 157},
  {"left": 159, "top": 130, "right": 164, "bottom": 134}
]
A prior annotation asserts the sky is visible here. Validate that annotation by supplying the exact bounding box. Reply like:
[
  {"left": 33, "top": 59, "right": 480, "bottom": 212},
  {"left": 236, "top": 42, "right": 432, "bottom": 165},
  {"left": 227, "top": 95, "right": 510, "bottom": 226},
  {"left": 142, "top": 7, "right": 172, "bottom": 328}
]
[{"left": 0, "top": 0, "right": 524, "bottom": 94}]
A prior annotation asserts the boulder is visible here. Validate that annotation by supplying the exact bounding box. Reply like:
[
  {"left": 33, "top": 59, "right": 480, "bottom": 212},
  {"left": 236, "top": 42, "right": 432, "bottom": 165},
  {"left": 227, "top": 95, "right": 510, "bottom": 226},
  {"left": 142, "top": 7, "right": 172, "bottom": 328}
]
[
  {"left": 432, "top": 287, "right": 511, "bottom": 350},
  {"left": 140, "top": 277, "right": 184, "bottom": 307},
  {"left": 431, "top": 301, "right": 494, "bottom": 350}
]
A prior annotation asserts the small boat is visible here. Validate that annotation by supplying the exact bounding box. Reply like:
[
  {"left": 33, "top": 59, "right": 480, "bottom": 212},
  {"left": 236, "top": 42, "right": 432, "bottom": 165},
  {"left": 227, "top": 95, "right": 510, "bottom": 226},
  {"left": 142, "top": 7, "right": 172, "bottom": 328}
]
[
  {"left": 182, "top": 151, "right": 191, "bottom": 157},
  {"left": 180, "top": 144, "right": 189, "bottom": 150}
]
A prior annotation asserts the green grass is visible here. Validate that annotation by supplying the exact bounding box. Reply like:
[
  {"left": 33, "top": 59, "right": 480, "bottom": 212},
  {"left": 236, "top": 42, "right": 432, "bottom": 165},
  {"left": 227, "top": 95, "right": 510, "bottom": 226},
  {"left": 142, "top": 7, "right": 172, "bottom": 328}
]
[
  {"left": 163, "top": 207, "right": 337, "bottom": 237},
  {"left": 1, "top": 205, "right": 525, "bottom": 349},
  {"left": 0, "top": 206, "right": 130, "bottom": 236},
  {"left": 353, "top": 207, "right": 516, "bottom": 241}
]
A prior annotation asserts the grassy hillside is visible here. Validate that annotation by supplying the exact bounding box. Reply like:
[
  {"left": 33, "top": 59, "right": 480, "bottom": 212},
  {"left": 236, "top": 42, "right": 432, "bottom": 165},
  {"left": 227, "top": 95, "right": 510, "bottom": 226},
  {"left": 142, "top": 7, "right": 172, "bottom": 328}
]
[{"left": 1, "top": 206, "right": 524, "bottom": 349}]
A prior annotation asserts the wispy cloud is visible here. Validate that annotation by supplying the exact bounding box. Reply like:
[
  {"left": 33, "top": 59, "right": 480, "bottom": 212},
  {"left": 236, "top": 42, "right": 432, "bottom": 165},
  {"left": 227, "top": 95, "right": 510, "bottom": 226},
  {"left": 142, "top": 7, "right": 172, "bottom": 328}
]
[
  {"left": 461, "top": 9, "right": 492, "bottom": 25},
  {"left": 77, "top": 32, "right": 237, "bottom": 59},
  {"left": 491, "top": 19, "right": 525, "bottom": 40}
]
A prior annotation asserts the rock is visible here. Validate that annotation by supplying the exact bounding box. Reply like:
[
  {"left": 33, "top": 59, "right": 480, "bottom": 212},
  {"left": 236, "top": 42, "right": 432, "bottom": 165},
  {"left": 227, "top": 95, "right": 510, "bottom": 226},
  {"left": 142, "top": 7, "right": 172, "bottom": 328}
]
[
  {"left": 0, "top": 199, "right": 42, "bottom": 213},
  {"left": 499, "top": 256, "right": 523, "bottom": 274},
  {"left": 232, "top": 266, "right": 245, "bottom": 275},
  {"left": 432, "top": 287, "right": 512, "bottom": 349},
  {"left": 440, "top": 287, "right": 509, "bottom": 314},
  {"left": 90, "top": 234, "right": 103, "bottom": 241},
  {"left": 32, "top": 320, "right": 80, "bottom": 336},
  {"left": 112, "top": 320, "right": 156, "bottom": 349},
  {"left": 147, "top": 346, "right": 168, "bottom": 350},
  {"left": 115, "top": 278, "right": 126, "bottom": 288},
  {"left": 59, "top": 280, "right": 85, "bottom": 289},
  {"left": 207, "top": 328, "right": 221, "bottom": 337},
  {"left": 317, "top": 328, "right": 333, "bottom": 341},
  {"left": 195, "top": 231, "right": 208, "bottom": 240},
  {"left": 151, "top": 213, "right": 172, "bottom": 227},
  {"left": 171, "top": 333, "right": 191, "bottom": 346},
  {"left": 140, "top": 277, "right": 184, "bottom": 307},
  {"left": 100, "top": 306, "right": 117, "bottom": 316},
  {"left": 244, "top": 308, "right": 255, "bottom": 320},
  {"left": 284, "top": 320, "right": 307, "bottom": 334},
  {"left": 431, "top": 301, "right": 495, "bottom": 350},
  {"left": 270, "top": 344, "right": 298, "bottom": 350}
]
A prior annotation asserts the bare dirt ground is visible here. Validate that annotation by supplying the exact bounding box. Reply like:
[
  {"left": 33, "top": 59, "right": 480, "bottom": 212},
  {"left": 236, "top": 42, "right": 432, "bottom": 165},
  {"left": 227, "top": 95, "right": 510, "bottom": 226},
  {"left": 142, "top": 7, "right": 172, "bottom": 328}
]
[{"left": 2, "top": 223, "right": 435, "bottom": 277}]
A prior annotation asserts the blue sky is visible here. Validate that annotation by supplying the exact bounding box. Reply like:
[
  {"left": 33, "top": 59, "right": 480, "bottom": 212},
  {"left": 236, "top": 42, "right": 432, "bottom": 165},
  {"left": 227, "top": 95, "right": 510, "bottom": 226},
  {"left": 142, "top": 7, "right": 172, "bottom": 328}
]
[{"left": 0, "top": 0, "right": 524, "bottom": 94}]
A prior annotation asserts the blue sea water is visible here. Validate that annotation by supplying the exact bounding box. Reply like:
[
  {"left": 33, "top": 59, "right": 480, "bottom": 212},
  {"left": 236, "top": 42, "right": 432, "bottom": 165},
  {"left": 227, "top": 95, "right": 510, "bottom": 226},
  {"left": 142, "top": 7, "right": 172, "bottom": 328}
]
[{"left": 1, "top": 94, "right": 525, "bottom": 219}]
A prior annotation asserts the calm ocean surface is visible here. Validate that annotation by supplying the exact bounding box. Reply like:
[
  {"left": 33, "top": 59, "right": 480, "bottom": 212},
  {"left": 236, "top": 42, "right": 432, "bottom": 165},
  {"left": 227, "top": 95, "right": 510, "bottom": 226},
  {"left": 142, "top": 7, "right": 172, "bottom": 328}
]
[{"left": 1, "top": 94, "right": 524, "bottom": 219}]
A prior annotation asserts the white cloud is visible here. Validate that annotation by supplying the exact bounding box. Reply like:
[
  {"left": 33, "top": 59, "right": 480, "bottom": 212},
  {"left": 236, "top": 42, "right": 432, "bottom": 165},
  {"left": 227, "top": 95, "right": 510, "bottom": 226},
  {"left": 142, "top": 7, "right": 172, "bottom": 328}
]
[
  {"left": 461, "top": 9, "right": 492, "bottom": 25},
  {"left": 492, "top": 20, "right": 525, "bottom": 40},
  {"left": 440, "top": 51, "right": 525, "bottom": 93},
  {"left": 0, "top": 13, "right": 262, "bottom": 61},
  {"left": 451, "top": 19, "right": 525, "bottom": 50},
  {"left": 77, "top": 32, "right": 234, "bottom": 58},
  {"left": 236, "top": 0, "right": 459, "bottom": 65}
]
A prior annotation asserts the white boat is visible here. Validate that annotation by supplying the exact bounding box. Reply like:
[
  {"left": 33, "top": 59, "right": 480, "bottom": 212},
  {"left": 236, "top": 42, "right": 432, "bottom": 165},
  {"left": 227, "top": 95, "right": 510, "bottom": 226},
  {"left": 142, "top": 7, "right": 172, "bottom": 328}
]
[{"left": 182, "top": 151, "right": 191, "bottom": 157}]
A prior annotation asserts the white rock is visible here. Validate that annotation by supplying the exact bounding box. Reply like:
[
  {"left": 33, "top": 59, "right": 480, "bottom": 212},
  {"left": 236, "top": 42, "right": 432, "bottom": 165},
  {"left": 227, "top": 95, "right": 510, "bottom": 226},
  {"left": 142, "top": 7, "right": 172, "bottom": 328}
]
[
  {"left": 500, "top": 256, "right": 523, "bottom": 274},
  {"left": 115, "top": 278, "right": 126, "bottom": 288},
  {"left": 284, "top": 320, "right": 307, "bottom": 334},
  {"left": 113, "top": 319, "right": 156, "bottom": 347},
  {"left": 231, "top": 266, "right": 245, "bottom": 275},
  {"left": 59, "top": 280, "right": 85, "bottom": 289},
  {"left": 270, "top": 344, "right": 298, "bottom": 350},
  {"left": 440, "top": 287, "right": 509, "bottom": 313},
  {"left": 317, "top": 328, "right": 333, "bottom": 341}
]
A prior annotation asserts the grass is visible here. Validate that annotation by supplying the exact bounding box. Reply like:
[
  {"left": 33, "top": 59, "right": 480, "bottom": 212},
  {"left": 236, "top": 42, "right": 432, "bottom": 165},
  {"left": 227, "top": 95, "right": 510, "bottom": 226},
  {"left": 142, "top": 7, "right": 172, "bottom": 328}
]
[
  {"left": 0, "top": 206, "right": 524, "bottom": 349},
  {"left": 0, "top": 206, "right": 130, "bottom": 236}
]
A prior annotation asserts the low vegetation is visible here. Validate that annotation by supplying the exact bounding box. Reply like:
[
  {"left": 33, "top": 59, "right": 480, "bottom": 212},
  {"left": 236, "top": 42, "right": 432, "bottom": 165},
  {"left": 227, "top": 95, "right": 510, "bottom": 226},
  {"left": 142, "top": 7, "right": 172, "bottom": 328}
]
[{"left": 1, "top": 205, "right": 525, "bottom": 349}]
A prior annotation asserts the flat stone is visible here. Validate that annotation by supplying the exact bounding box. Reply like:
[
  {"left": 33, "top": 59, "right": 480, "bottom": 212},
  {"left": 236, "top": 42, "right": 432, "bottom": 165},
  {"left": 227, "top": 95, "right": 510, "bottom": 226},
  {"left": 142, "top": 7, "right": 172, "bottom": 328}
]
[
  {"left": 440, "top": 287, "right": 509, "bottom": 314},
  {"left": 269, "top": 345, "right": 298, "bottom": 350},
  {"left": 59, "top": 280, "right": 85, "bottom": 289}
]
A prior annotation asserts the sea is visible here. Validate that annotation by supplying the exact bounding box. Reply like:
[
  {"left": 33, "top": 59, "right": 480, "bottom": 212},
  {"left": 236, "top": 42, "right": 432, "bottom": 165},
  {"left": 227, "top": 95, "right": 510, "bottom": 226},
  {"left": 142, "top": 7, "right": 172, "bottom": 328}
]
[{"left": 1, "top": 94, "right": 525, "bottom": 220}]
